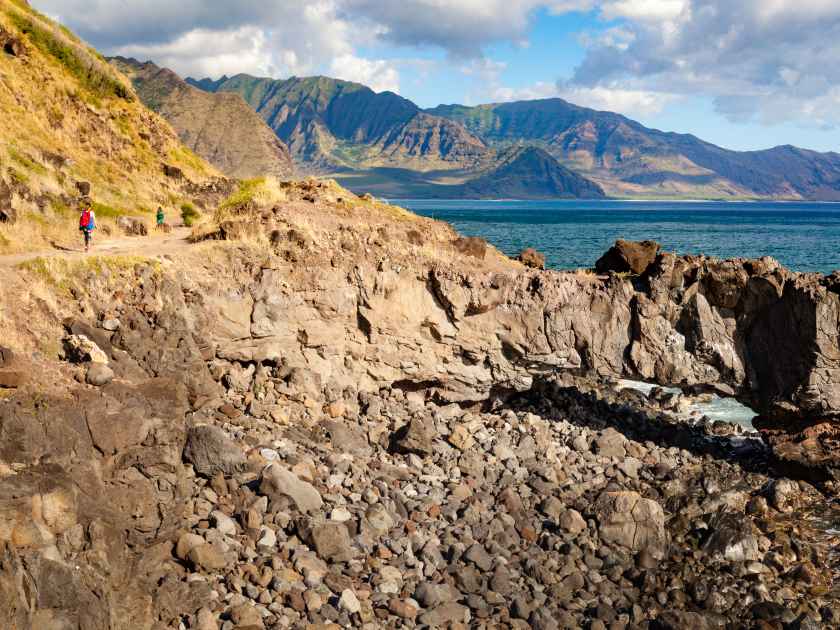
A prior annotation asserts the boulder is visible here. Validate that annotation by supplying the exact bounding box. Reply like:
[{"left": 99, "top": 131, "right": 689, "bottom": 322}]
[
  {"left": 594, "top": 491, "right": 667, "bottom": 557},
  {"left": 595, "top": 239, "right": 661, "bottom": 275},
  {"left": 338, "top": 589, "right": 361, "bottom": 614},
  {"left": 391, "top": 417, "right": 435, "bottom": 455},
  {"left": 701, "top": 510, "right": 761, "bottom": 562},
  {"left": 0, "top": 178, "right": 14, "bottom": 224},
  {"left": 258, "top": 464, "right": 323, "bottom": 513},
  {"left": 75, "top": 181, "right": 91, "bottom": 196},
  {"left": 187, "top": 544, "right": 228, "bottom": 571},
  {"left": 517, "top": 247, "right": 546, "bottom": 269},
  {"left": 85, "top": 363, "right": 114, "bottom": 386},
  {"left": 593, "top": 427, "right": 627, "bottom": 458},
  {"left": 116, "top": 216, "right": 148, "bottom": 236},
  {"left": 64, "top": 334, "right": 109, "bottom": 364},
  {"left": 1, "top": 32, "right": 24, "bottom": 57},
  {"left": 765, "top": 478, "right": 801, "bottom": 513},
  {"left": 309, "top": 521, "right": 355, "bottom": 562},
  {"left": 163, "top": 164, "right": 184, "bottom": 179},
  {"left": 183, "top": 425, "right": 247, "bottom": 477},
  {"left": 558, "top": 509, "right": 587, "bottom": 535},
  {"left": 418, "top": 603, "right": 471, "bottom": 626},
  {"left": 176, "top": 533, "right": 206, "bottom": 561}
]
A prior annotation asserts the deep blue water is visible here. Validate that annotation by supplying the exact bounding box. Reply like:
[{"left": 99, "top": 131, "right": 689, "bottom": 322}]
[{"left": 394, "top": 199, "right": 840, "bottom": 274}]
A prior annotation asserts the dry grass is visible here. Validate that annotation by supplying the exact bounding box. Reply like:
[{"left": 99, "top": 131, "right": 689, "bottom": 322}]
[
  {"left": 0, "top": 0, "right": 220, "bottom": 253},
  {"left": 0, "top": 197, "right": 132, "bottom": 254},
  {"left": 189, "top": 177, "right": 286, "bottom": 241},
  {"left": 17, "top": 253, "right": 157, "bottom": 293}
]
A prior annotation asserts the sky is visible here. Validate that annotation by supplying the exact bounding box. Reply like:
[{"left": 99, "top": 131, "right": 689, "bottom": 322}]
[{"left": 31, "top": 0, "right": 840, "bottom": 152}]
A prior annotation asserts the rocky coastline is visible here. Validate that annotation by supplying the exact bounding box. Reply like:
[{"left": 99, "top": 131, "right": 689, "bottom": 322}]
[{"left": 0, "top": 184, "right": 838, "bottom": 629}]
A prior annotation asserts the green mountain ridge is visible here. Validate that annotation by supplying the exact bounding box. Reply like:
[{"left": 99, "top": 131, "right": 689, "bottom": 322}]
[
  {"left": 187, "top": 72, "right": 840, "bottom": 200},
  {"left": 187, "top": 74, "right": 489, "bottom": 172},
  {"left": 460, "top": 146, "right": 604, "bottom": 199},
  {"left": 428, "top": 99, "right": 840, "bottom": 200}
]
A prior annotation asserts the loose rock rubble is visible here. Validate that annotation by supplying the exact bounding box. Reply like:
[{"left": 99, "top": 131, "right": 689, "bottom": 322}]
[{"left": 161, "top": 369, "right": 837, "bottom": 629}]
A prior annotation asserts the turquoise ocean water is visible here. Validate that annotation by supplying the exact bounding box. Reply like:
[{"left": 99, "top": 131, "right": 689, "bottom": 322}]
[{"left": 394, "top": 199, "right": 840, "bottom": 274}]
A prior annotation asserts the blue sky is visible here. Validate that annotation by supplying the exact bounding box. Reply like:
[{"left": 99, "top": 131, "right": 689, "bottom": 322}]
[{"left": 34, "top": 1, "right": 840, "bottom": 152}]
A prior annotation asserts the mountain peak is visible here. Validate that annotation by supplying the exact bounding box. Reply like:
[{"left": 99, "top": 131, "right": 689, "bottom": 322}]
[{"left": 113, "top": 58, "right": 294, "bottom": 180}]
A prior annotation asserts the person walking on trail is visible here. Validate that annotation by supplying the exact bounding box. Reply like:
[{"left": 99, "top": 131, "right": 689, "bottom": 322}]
[
  {"left": 156, "top": 206, "right": 165, "bottom": 230},
  {"left": 79, "top": 204, "right": 95, "bottom": 252}
]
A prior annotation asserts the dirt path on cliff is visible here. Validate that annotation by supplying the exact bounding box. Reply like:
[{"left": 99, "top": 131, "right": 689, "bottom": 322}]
[{"left": 0, "top": 227, "right": 196, "bottom": 268}]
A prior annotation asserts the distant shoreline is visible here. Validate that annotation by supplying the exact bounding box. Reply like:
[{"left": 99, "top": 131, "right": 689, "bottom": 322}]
[{"left": 387, "top": 197, "right": 840, "bottom": 204}]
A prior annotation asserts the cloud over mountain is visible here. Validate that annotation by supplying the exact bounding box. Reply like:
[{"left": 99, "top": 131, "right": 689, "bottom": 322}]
[
  {"left": 31, "top": 0, "right": 840, "bottom": 129},
  {"left": 566, "top": 0, "right": 840, "bottom": 127}
]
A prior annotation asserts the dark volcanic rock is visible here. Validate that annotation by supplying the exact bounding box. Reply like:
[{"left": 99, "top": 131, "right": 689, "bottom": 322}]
[{"left": 596, "top": 239, "right": 661, "bottom": 275}]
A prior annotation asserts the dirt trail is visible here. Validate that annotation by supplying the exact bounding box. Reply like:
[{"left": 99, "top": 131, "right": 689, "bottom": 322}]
[{"left": 0, "top": 227, "right": 196, "bottom": 268}]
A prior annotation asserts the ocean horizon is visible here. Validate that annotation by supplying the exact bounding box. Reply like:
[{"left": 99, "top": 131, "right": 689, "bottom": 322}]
[{"left": 396, "top": 198, "right": 840, "bottom": 275}]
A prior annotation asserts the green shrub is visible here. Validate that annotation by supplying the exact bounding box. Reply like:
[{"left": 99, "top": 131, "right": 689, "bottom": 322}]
[{"left": 181, "top": 202, "right": 200, "bottom": 227}]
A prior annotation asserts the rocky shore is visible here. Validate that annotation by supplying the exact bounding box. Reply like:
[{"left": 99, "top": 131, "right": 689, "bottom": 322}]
[{"left": 0, "top": 183, "right": 838, "bottom": 629}]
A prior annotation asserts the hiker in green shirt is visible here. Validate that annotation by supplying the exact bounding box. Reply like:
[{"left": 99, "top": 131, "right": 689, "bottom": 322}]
[{"left": 156, "top": 206, "right": 165, "bottom": 230}]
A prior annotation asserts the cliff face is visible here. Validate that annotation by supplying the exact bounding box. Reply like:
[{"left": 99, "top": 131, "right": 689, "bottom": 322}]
[{"left": 112, "top": 58, "right": 294, "bottom": 180}]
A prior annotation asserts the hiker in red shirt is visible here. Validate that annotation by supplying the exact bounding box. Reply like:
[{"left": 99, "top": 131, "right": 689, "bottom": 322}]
[{"left": 79, "top": 204, "right": 96, "bottom": 252}]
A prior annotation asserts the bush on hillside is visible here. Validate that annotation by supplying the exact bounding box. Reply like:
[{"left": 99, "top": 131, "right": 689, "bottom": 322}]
[{"left": 181, "top": 203, "right": 200, "bottom": 227}]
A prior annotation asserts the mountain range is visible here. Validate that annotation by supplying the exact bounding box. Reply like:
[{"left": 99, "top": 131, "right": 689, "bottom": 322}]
[
  {"left": 0, "top": 0, "right": 221, "bottom": 251},
  {"left": 43, "top": 53, "right": 827, "bottom": 201},
  {"left": 183, "top": 72, "right": 840, "bottom": 200}
]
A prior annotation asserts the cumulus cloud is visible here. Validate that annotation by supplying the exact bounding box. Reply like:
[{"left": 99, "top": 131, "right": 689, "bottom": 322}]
[
  {"left": 30, "top": 0, "right": 840, "bottom": 128},
  {"left": 488, "top": 79, "right": 675, "bottom": 118},
  {"left": 565, "top": 0, "right": 840, "bottom": 127},
  {"left": 330, "top": 55, "right": 400, "bottom": 93},
  {"left": 34, "top": 0, "right": 375, "bottom": 78},
  {"left": 342, "top": 0, "right": 544, "bottom": 56},
  {"left": 113, "top": 27, "right": 277, "bottom": 79}
]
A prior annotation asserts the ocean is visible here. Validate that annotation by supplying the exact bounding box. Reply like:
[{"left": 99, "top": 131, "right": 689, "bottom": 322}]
[{"left": 394, "top": 199, "right": 840, "bottom": 274}]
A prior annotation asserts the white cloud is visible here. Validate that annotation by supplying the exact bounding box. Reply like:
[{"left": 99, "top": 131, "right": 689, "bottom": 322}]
[
  {"left": 600, "top": 0, "right": 687, "bottom": 22},
  {"left": 29, "top": 0, "right": 840, "bottom": 130},
  {"left": 329, "top": 55, "right": 400, "bottom": 92},
  {"left": 558, "top": 84, "right": 678, "bottom": 115},
  {"left": 114, "top": 27, "right": 276, "bottom": 79},
  {"left": 343, "top": 0, "right": 544, "bottom": 56},
  {"left": 34, "top": 0, "right": 360, "bottom": 79},
  {"left": 564, "top": 0, "right": 840, "bottom": 128},
  {"left": 488, "top": 80, "right": 676, "bottom": 118},
  {"left": 460, "top": 58, "right": 508, "bottom": 84}
]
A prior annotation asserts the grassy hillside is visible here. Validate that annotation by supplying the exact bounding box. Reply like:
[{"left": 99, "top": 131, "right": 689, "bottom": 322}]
[{"left": 0, "top": 0, "right": 222, "bottom": 252}]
